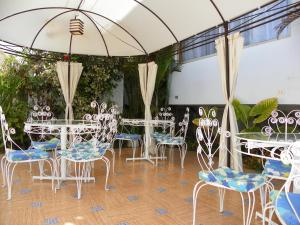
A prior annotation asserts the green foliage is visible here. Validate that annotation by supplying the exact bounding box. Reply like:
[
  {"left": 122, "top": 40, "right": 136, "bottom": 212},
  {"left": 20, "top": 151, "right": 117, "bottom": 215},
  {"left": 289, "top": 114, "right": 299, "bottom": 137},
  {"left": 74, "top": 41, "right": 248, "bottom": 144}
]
[
  {"left": 232, "top": 99, "right": 251, "bottom": 129},
  {"left": 0, "top": 56, "right": 31, "bottom": 147},
  {"left": 121, "top": 46, "right": 180, "bottom": 120},
  {"left": 0, "top": 51, "right": 124, "bottom": 149},
  {"left": 249, "top": 97, "right": 278, "bottom": 124},
  {"left": 232, "top": 97, "right": 278, "bottom": 132},
  {"left": 153, "top": 47, "right": 181, "bottom": 114}
]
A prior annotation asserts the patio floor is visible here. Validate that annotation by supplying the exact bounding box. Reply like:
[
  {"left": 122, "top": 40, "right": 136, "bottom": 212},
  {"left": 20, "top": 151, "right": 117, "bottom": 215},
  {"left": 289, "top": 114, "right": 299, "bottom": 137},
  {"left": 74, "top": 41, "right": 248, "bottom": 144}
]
[{"left": 0, "top": 149, "right": 273, "bottom": 225}]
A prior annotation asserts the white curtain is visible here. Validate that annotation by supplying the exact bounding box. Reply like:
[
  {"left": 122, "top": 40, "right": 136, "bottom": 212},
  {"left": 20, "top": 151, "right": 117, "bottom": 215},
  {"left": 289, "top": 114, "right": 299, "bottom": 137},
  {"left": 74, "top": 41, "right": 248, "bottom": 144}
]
[
  {"left": 138, "top": 62, "right": 158, "bottom": 154},
  {"left": 215, "top": 32, "right": 244, "bottom": 171},
  {"left": 56, "top": 61, "right": 83, "bottom": 120}
]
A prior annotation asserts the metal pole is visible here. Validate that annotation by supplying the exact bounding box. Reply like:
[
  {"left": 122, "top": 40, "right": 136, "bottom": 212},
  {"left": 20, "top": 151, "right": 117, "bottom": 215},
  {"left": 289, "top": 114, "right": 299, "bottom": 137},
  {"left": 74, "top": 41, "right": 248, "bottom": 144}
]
[{"left": 224, "top": 22, "right": 231, "bottom": 167}]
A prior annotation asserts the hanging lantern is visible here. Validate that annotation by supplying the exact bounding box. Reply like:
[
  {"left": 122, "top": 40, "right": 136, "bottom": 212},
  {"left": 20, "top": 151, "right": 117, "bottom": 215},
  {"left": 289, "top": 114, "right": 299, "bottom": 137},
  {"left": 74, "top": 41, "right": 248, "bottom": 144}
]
[{"left": 69, "top": 18, "right": 84, "bottom": 35}]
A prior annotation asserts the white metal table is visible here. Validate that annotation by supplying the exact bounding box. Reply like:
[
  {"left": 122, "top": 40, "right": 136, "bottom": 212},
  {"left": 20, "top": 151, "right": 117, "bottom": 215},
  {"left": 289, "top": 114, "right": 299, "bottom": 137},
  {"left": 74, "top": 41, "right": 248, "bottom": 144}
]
[
  {"left": 121, "top": 118, "right": 175, "bottom": 164},
  {"left": 236, "top": 132, "right": 300, "bottom": 224},
  {"left": 24, "top": 119, "right": 99, "bottom": 181}
]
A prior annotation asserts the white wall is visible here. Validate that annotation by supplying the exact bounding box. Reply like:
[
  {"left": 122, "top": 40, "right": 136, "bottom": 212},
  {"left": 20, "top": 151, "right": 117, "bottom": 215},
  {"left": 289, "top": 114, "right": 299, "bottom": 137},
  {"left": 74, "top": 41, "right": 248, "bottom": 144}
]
[{"left": 169, "top": 21, "right": 300, "bottom": 105}]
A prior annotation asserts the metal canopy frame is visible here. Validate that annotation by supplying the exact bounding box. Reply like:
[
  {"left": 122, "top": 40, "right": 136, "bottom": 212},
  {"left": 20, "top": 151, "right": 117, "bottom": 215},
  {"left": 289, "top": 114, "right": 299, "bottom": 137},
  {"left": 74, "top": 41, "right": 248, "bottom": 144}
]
[{"left": 0, "top": 0, "right": 299, "bottom": 160}]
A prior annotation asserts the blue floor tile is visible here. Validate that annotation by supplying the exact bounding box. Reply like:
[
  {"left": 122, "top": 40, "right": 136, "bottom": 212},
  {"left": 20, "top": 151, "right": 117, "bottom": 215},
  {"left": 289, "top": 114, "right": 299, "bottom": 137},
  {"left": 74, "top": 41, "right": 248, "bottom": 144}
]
[
  {"left": 44, "top": 217, "right": 59, "bottom": 225},
  {"left": 155, "top": 208, "right": 168, "bottom": 215}
]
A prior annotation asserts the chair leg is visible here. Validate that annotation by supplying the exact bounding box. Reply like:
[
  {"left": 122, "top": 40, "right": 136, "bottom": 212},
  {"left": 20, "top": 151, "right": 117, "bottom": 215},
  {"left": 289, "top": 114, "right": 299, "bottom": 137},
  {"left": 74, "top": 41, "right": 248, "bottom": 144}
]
[
  {"left": 139, "top": 139, "right": 144, "bottom": 157},
  {"left": 74, "top": 161, "right": 85, "bottom": 199},
  {"left": 109, "top": 148, "right": 115, "bottom": 174},
  {"left": 218, "top": 188, "right": 226, "bottom": 213},
  {"left": 262, "top": 202, "right": 275, "bottom": 225},
  {"left": 44, "top": 159, "right": 54, "bottom": 191},
  {"left": 53, "top": 157, "right": 61, "bottom": 191},
  {"left": 132, "top": 141, "right": 136, "bottom": 160},
  {"left": 1, "top": 156, "right": 7, "bottom": 187},
  {"left": 5, "top": 162, "right": 17, "bottom": 200},
  {"left": 192, "top": 181, "right": 207, "bottom": 225},
  {"left": 155, "top": 144, "right": 160, "bottom": 166},
  {"left": 101, "top": 156, "right": 110, "bottom": 191},
  {"left": 240, "top": 191, "right": 256, "bottom": 225},
  {"left": 118, "top": 140, "right": 123, "bottom": 157},
  {"left": 38, "top": 160, "right": 45, "bottom": 178}
]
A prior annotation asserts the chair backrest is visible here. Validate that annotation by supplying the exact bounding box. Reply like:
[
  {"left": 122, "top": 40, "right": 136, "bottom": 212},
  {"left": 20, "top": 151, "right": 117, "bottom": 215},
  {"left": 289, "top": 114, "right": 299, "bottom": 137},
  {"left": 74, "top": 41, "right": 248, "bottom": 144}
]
[
  {"left": 0, "top": 106, "right": 17, "bottom": 154},
  {"left": 84, "top": 101, "right": 119, "bottom": 144},
  {"left": 154, "top": 107, "right": 175, "bottom": 134},
  {"left": 176, "top": 107, "right": 190, "bottom": 140},
  {"left": 273, "top": 143, "right": 300, "bottom": 224},
  {"left": 27, "top": 105, "right": 55, "bottom": 122},
  {"left": 262, "top": 109, "right": 300, "bottom": 136},
  {"left": 196, "top": 107, "right": 224, "bottom": 171},
  {"left": 26, "top": 105, "right": 58, "bottom": 143}
]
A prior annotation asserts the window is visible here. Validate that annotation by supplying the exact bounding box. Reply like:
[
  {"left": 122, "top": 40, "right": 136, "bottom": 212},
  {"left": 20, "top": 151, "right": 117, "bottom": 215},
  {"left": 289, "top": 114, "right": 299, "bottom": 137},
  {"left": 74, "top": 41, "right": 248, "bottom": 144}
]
[{"left": 180, "top": 0, "right": 290, "bottom": 63}]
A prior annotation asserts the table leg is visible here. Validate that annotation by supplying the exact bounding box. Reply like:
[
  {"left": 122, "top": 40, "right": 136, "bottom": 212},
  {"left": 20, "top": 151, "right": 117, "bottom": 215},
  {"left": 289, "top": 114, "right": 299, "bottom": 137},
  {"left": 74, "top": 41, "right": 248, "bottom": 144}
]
[{"left": 60, "top": 127, "right": 67, "bottom": 179}]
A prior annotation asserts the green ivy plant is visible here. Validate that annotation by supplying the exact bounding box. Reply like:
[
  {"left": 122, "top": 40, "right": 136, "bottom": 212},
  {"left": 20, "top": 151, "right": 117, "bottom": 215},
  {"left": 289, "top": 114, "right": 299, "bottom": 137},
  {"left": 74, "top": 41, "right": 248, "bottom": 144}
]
[{"left": 232, "top": 97, "right": 278, "bottom": 132}]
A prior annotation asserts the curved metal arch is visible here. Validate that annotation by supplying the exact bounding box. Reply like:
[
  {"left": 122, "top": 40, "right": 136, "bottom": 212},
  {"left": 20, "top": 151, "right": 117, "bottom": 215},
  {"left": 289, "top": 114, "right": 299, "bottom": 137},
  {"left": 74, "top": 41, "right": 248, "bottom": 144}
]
[
  {"left": 0, "top": 6, "right": 148, "bottom": 55},
  {"left": 131, "top": 0, "right": 179, "bottom": 43},
  {"left": 79, "top": 11, "right": 110, "bottom": 57},
  {"left": 209, "top": 0, "right": 226, "bottom": 23},
  {"left": 78, "top": 9, "right": 148, "bottom": 55},
  {"left": 30, "top": 9, "right": 76, "bottom": 50}
]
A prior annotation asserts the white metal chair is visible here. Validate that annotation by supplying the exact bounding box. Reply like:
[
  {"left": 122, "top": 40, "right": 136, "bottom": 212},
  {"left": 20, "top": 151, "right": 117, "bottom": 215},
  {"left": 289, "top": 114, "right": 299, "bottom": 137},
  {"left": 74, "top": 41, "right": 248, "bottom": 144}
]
[
  {"left": 86, "top": 101, "right": 119, "bottom": 173},
  {"left": 114, "top": 117, "right": 144, "bottom": 160},
  {"left": 263, "top": 143, "right": 300, "bottom": 225},
  {"left": 56, "top": 118, "right": 112, "bottom": 199},
  {"left": 155, "top": 107, "right": 189, "bottom": 168},
  {"left": 0, "top": 106, "right": 54, "bottom": 200},
  {"left": 192, "top": 107, "right": 267, "bottom": 225},
  {"left": 25, "top": 104, "right": 60, "bottom": 176},
  {"left": 27, "top": 105, "right": 60, "bottom": 150},
  {"left": 152, "top": 107, "right": 175, "bottom": 140},
  {"left": 261, "top": 109, "right": 300, "bottom": 181}
]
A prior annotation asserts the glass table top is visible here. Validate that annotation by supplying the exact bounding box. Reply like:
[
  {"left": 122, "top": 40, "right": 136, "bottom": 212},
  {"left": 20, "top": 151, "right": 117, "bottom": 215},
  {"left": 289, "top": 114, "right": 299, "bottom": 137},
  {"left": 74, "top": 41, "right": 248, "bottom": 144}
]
[
  {"left": 25, "top": 119, "right": 97, "bottom": 127},
  {"left": 236, "top": 132, "right": 300, "bottom": 144}
]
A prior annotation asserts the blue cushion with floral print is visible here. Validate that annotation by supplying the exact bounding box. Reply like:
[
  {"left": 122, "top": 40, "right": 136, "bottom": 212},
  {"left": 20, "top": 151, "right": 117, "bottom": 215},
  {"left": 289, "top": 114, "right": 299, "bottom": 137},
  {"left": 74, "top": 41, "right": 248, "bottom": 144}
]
[
  {"left": 263, "top": 159, "right": 291, "bottom": 179},
  {"left": 198, "top": 167, "right": 266, "bottom": 192},
  {"left": 115, "top": 133, "right": 141, "bottom": 141},
  {"left": 151, "top": 132, "right": 171, "bottom": 139},
  {"left": 270, "top": 190, "right": 300, "bottom": 225},
  {"left": 31, "top": 138, "right": 60, "bottom": 151},
  {"left": 7, "top": 149, "right": 50, "bottom": 161},
  {"left": 156, "top": 136, "right": 184, "bottom": 145}
]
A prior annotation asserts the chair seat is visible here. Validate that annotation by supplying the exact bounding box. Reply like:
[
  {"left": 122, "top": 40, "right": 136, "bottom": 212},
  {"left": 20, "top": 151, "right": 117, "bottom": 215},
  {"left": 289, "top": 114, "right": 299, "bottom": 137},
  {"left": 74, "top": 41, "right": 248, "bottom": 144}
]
[
  {"left": 263, "top": 159, "right": 291, "bottom": 179},
  {"left": 115, "top": 133, "right": 141, "bottom": 141},
  {"left": 32, "top": 138, "right": 60, "bottom": 151},
  {"left": 59, "top": 147, "right": 106, "bottom": 161},
  {"left": 156, "top": 136, "right": 184, "bottom": 145},
  {"left": 198, "top": 167, "right": 266, "bottom": 192},
  {"left": 270, "top": 190, "right": 300, "bottom": 225},
  {"left": 7, "top": 149, "right": 50, "bottom": 161},
  {"left": 151, "top": 132, "right": 171, "bottom": 138},
  {"left": 74, "top": 141, "right": 111, "bottom": 150}
]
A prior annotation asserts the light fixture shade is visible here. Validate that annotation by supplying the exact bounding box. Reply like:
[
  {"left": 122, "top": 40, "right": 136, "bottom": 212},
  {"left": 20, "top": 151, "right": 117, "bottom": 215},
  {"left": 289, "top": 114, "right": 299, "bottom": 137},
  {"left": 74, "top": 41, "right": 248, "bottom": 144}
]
[{"left": 70, "top": 18, "right": 84, "bottom": 35}]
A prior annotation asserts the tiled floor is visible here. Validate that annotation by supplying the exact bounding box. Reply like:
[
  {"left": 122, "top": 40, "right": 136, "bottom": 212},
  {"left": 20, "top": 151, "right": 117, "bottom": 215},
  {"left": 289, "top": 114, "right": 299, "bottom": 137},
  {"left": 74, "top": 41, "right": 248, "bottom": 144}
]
[{"left": 0, "top": 149, "right": 272, "bottom": 225}]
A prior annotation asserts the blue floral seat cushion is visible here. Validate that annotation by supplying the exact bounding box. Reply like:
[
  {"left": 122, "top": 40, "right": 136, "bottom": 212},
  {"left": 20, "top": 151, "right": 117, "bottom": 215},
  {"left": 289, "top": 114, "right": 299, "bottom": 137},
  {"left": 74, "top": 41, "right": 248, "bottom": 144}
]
[
  {"left": 7, "top": 149, "right": 50, "bottom": 161},
  {"left": 32, "top": 138, "right": 60, "bottom": 151},
  {"left": 270, "top": 190, "right": 300, "bottom": 225},
  {"left": 151, "top": 132, "right": 170, "bottom": 139},
  {"left": 198, "top": 167, "right": 266, "bottom": 192},
  {"left": 74, "top": 141, "right": 111, "bottom": 151},
  {"left": 156, "top": 136, "right": 184, "bottom": 145},
  {"left": 59, "top": 147, "right": 106, "bottom": 161},
  {"left": 263, "top": 159, "right": 291, "bottom": 179},
  {"left": 115, "top": 133, "right": 141, "bottom": 141},
  {"left": 58, "top": 141, "right": 107, "bottom": 161}
]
